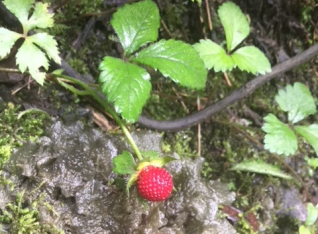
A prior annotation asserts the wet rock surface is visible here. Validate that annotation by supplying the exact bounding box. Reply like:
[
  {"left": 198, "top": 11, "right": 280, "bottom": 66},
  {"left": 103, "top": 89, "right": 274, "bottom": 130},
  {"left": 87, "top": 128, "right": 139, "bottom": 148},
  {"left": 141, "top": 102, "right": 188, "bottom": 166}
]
[{"left": 1, "top": 121, "right": 236, "bottom": 233}]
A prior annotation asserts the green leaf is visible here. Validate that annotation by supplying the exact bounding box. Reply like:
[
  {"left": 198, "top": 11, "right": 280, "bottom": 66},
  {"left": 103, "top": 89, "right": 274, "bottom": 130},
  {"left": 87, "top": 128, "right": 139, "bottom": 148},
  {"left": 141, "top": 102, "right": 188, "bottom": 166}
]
[
  {"left": 111, "top": 0, "right": 160, "bottom": 55},
  {"left": 16, "top": 39, "right": 49, "bottom": 85},
  {"left": 305, "top": 203, "right": 318, "bottom": 226},
  {"left": 231, "top": 160, "right": 292, "bottom": 179},
  {"left": 275, "top": 82, "right": 317, "bottom": 124},
  {"left": 3, "top": 0, "right": 33, "bottom": 23},
  {"left": 231, "top": 46, "right": 271, "bottom": 75},
  {"left": 26, "top": 2, "right": 54, "bottom": 31},
  {"left": 262, "top": 114, "right": 298, "bottom": 156},
  {"left": 113, "top": 151, "right": 136, "bottom": 175},
  {"left": 218, "top": 2, "right": 250, "bottom": 52},
  {"left": 133, "top": 39, "right": 207, "bottom": 89},
  {"left": 295, "top": 125, "right": 318, "bottom": 156},
  {"left": 0, "top": 28, "right": 21, "bottom": 58},
  {"left": 28, "top": 33, "right": 61, "bottom": 64},
  {"left": 299, "top": 225, "right": 311, "bottom": 234},
  {"left": 98, "top": 57, "right": 151, "bottom": 122},
  {"left": 305, "top": 157, "right": 318, "bottom": 170},
  {"left": 193, "top": 39, "right": 235, "bottom": 72}
]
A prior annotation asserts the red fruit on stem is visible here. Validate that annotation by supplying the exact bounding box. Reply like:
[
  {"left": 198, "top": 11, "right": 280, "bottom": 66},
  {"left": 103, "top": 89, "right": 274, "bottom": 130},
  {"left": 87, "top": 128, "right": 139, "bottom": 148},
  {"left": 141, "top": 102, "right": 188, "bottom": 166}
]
[{"left": 137, "top": 166, "right": 173, "bottom": 202}]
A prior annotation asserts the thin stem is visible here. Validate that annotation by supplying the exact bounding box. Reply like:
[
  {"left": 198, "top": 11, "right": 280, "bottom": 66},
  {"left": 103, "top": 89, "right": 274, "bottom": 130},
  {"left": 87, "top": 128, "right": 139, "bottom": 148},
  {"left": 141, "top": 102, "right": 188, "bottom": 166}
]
[{"left": 50, "top": 73, "right": 143, "bottom": 161}]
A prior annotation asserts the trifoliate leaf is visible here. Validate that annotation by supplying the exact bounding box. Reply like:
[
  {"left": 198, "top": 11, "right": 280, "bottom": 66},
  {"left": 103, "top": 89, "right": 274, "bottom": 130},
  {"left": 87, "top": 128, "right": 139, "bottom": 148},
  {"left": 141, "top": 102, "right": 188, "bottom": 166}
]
[
  {"left": 113, "top": 151, "right": 136, "bottom": 175},
  {"left": 262, "top": 114, "right": 298, "bottom": 156},
  {"left": 0, "top": 28, "right": 21, "bottom": 58},
  {"left": 29, "top": 33, "right": 61, "bottom": 64},
  {"left": 193, "top": 39, "right": 235, "bottom": 72},
  {"left": 231, "top": 46, "right": 271, "bottom": 75},
  {"left": 98, "top": 57, "right": 151, "bottom": 122},
  {"left": 26, "top": 2, "right": 54, "bottom": 31},
  {"left": 111, "top": 0, "right": 160, "bottom": 55},
  {"left": 305, "top": 203, "right": 318, "bottom": 226},
  {"left": 218, "top": 2, "right": 250, "bottom": 52},
  {"left": 16, "top": 38, "right": 49, "bottom": 85},
  {"left": 275, "top": 82, "right": 316, "bottom": 124},
  {"left": 3, "top": 0, "right": 33, "bottom": 23},
  {"left": 295, "top": 124, "right": 318, "bottom": 156},
  {"left": 133, "top": 39, "right": 207, "bottom": 89},
  {"left": 231, "top": 160, "right": 292, "bottom": 179}
]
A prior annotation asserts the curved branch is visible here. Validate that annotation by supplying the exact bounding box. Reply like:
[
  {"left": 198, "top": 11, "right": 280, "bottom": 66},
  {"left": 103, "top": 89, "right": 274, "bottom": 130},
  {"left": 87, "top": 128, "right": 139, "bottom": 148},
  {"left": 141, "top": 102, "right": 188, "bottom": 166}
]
[{"left": 138, "top": 43, "right": 318, "bottom": 131}]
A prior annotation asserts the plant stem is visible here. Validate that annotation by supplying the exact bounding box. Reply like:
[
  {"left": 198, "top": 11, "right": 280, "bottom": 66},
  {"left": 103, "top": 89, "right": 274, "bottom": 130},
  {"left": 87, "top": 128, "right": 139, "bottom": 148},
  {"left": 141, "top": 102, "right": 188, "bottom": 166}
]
[{"left": 50, "top": 73, "right": 143, "bottom": 161}]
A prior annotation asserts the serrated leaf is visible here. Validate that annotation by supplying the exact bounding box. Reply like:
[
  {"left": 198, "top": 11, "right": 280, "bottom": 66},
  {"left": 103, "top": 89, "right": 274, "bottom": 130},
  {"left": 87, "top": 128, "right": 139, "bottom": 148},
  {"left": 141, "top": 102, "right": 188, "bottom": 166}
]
[
  {"left": 305, "top": 203, "right": 318, "bottom": 226},
  {"left": 3, "top": 0, "right": 33, "bottom": 23},
  {"left": 262, "top": 114, "right": 298, "bottom": 156},
  {"left": 111, "top": 0, "right": 160, "bottom": 55},
  {"left": 231, "top": 160, "right": 292, "bottom": 179},
  {"left": 98, "top": 57, "right": 151, "bottom": 122},
  {"left": 193, "top": 39, "right": 235, "bottom": 72},
  {"left": 16, "top": 38, "right": 49, "bottom": 85},
  {"left": 275, "top": 82, "right": 317, "bottom": 124},
  {"left": 113, "top": 151, "right": 136, "bottom": 175},
  {"left": 29, "top": 33, "right": 61, "bottom": 64},
  {"left": 133, "top": 39, "right": 207, "bottom": 89},
  {"left": 218, "top": 2, "right": 250, "bottom": 52},
  {"left": 295, "top": 124, "right": 318, "bottom": 156},
  {"left": 0, "top": 28, "right": 21, "bottom": 58},
  {"left": 27, "top": 2, "right": 54, "bottom": 31},
  {"left": 231, "top": 46, "right": 271, "bottom": 75}
]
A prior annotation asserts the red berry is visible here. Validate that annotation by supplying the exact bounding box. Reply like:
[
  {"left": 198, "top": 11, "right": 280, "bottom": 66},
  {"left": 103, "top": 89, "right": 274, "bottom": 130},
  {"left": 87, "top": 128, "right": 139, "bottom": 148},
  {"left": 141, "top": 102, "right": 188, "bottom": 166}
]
[{"left": 137, "top": 166, "right": 173, "bottom": 202}]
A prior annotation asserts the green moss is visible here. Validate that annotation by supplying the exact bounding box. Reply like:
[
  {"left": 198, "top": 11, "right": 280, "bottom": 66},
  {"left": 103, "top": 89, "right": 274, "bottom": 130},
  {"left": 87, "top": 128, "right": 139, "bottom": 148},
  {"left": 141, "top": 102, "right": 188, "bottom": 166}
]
[
  {"left": 0, "top": 103, "right": 47, "bottom": 168},
  {"left": 0, "top": 177, "right": 64, "bottom": 234}
]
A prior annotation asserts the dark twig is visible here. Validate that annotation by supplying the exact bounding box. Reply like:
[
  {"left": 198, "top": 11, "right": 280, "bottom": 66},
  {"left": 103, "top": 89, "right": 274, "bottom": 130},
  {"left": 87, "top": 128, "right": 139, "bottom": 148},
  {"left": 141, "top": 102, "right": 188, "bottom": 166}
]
[{"left": 138, "top": 43, "right": 318, "bottom": 131}]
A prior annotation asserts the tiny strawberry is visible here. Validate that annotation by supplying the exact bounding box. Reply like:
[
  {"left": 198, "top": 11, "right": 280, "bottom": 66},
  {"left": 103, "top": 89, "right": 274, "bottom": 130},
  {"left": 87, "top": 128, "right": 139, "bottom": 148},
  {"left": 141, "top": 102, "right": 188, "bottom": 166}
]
[{"left": 137, "top": 166, "right": 173, "bottom": 202}]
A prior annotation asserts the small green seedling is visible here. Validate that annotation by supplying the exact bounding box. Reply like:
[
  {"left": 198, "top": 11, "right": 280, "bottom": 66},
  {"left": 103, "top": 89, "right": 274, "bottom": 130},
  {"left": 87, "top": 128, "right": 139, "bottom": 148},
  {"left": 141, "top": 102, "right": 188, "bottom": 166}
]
[
  {"left": 262, "top": 82, "right": 317, "bottom": 156},
  {"left": 193, "top": 2, "right": 271, "bottom": 75},
  {"left": 299, "top": 203, "right": 318, "bottom": 234},
  {"left": 98, "top": 0, "right": 207, "bottom": 122},
  {"left": 0, "top": 0, "right": 61, "bottom": 85}
]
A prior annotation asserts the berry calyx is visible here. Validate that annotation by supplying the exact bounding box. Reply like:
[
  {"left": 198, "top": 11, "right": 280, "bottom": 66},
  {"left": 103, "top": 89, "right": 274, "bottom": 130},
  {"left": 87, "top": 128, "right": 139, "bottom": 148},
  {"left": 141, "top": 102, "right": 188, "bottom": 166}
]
[{"left": 137, "top": 166, "right": 173, "bottom": 202}]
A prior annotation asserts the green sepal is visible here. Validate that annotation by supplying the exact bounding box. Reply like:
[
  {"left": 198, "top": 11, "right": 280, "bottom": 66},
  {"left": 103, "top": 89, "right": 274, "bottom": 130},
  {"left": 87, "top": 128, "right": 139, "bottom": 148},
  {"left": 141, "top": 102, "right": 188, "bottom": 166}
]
[
  {"left": 231, "top": 160, "right": 292, "bottom": 179},
  {"left": 140, "top": 150, "right": 160, "bottom": 161},
  {"left": 149, "top": 156, "right": 176, "bottom": 168},
  {"left": 262, "top": 114, "right": 298, "bottom": 156},
  {"left": 113, "top": 151, "right": 136, "bottom": 175},
  {"left": 126, "top": 172, "right": 138, "bottom": 197}
]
